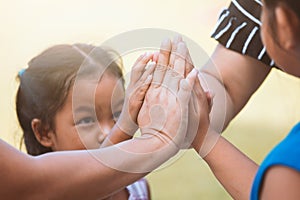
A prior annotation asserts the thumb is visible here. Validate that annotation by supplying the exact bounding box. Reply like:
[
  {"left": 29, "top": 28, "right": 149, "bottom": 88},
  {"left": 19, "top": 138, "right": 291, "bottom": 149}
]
[{"left": 178, "top": 68, "right": 198, "bottom": 103}]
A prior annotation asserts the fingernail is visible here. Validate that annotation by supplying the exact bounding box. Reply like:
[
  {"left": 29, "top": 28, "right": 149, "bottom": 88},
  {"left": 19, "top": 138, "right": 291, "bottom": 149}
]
[
  {"left": 177, "top": 42, "right": 187, "bottom": 53},
  {"left": 191, "top": 68, "right": 198, "bottom": 75},
  {"left": 149, "top": 61, "right": 156, "bottom": 65},
  {"left": 161, "top": 38, "right": 171, "bottom": 49},
  {"left": 146, "top": 61, "right": 156, "bottom": 70},
  {"left": 208, "top": 90, "right": 215, "bottom": 98}
]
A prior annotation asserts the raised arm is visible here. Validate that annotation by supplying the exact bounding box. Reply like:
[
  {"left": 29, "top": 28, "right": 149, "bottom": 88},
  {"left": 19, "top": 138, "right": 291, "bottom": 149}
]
[
  {"left": 200, "top": 0, "right": 274, "bottom": 132},
  {"left": 189, "top": 74, "right": 259, "bottom": 200},
  {"left": 200, "top": 44, "right": 271, "bottom": 132}
]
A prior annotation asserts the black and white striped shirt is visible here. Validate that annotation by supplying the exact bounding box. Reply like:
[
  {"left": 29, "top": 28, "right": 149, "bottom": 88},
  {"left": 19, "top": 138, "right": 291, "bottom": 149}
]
[
  {"left": 211, "top": 0, "right": 275, "bottom": 67},
  {"left": 127, "top": 178, "right": 149, "bottom": 200}
]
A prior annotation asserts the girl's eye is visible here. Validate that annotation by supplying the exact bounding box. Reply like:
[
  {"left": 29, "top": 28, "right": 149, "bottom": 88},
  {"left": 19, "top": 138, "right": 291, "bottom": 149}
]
[{"left": 76, "top": 117, "right": 96, "bottom": 126}]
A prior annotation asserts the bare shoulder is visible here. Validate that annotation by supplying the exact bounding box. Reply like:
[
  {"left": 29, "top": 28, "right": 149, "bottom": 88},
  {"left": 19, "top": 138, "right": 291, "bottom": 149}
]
[{"left": 260, "top": 165, "right": 300, "bottom": 200}]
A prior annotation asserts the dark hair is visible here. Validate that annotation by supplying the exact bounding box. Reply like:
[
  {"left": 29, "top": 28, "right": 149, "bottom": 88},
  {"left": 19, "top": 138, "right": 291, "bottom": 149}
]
[{"left": 16, "top": 44, "right": 124, "bottom": 156}]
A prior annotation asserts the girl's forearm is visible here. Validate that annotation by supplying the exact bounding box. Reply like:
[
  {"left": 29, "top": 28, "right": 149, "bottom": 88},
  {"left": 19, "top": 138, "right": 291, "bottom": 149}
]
[
  {"left": 202, "top": 135, "right": 258, "bottom": 200},
  {"left": 1, "top": 135, "right": 177, "bottom": 200},
  {"left": 101, "top": 124, "right": 133, "bottom": 148}
]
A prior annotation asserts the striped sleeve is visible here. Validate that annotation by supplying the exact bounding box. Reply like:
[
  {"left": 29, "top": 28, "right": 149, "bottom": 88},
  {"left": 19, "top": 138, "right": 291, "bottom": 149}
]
[
  {"left": 127, "top": 178, "right": 149, "bottom": 200},
  {"left": 211, "top": 0, "right": 275, "bottom": 67}
]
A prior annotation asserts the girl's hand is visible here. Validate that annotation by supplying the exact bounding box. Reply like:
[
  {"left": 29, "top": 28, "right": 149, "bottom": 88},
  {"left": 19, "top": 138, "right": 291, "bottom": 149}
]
[
  {"left": 190, "top": 76, "right": 213, "bottom": 151},
  {"left": 116, "top": 53, "right": 156, "bottom": 135},
  {"left": 101, "top": 53, "right": 155, "bottom": 147}
]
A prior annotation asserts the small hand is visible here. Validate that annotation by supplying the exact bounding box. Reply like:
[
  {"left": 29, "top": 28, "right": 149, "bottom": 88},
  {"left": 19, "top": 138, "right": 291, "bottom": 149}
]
[
  {"left": 101, "top": 53, "right": 156, "bottom": 148},
  {"left": 116, "top": 53, "right": 156, "bottom": 135},
  {"left": 189, "top": 75, "right": 213, "bottom": 151}
]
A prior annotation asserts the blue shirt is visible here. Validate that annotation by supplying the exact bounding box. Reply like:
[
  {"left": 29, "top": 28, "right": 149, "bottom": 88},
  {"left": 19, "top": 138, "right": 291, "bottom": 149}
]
[{"left": 251, "top": 122, "right": 300, "bottom": 200}]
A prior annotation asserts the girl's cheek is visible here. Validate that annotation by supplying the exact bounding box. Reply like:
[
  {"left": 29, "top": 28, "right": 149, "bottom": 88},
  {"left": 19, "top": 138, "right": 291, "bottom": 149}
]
[{"left": 76, "top": 124, "right": 99, "bottom": 149}]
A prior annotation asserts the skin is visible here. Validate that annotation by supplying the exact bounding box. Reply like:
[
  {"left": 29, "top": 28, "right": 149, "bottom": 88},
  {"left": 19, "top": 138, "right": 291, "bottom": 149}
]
[
  {"left": 36, "top": 74, "right": 132, "bottom": 200},
  {"left": 201, "top": 44, "right": 271, "bottom": 133},
  {"left": 0, "top": 40, "right": 196, "bottom": 199},
  {"left": 43, "top": 74, "right": 124, "bottom": 151},
  {"left": 259, "top": 3, "right": 300, "bottom": 199},
  {"left": 32, "top": 61, "right": 153, "bottom": 199},
  {"left": 192, "top": 1, "right": 300, "bottom": 200}
]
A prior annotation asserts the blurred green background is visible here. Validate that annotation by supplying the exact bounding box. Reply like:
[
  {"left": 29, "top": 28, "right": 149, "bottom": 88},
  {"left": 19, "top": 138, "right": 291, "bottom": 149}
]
[{"left": 0, "top": 0, "right": 299, "bottom": 199}]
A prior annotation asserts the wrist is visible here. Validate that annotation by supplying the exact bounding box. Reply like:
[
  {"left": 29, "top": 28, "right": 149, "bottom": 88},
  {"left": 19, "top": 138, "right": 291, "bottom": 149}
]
[
  {"left": 140, "top": 128, "right": 181, "bottom": 154},
  {"left": 196, "top": 127, "right": 221, "bottom": 158},
  {"left": 100, "top": 125, "right": 133, "bottom": 148},
  {"left": 191, "top": 123, "right": 209, "bottom": 152},
  {"left": 116, "top": 113, "right": 138, "bottom": 136}
]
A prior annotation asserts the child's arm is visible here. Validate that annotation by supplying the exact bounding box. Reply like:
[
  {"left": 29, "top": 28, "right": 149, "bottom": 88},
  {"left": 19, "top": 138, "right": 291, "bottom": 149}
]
[
  {"left": 191, "top": 76, "right": 258, "bottom": 200},
  {"left": 260, "top": 166, "right": 300, "bottom": 199},
  {"left": 101, "top": 125, "right": 133, "bottom": 147},
  {"left": 199, "top": 132, "right": 258, "bottom": 200}
]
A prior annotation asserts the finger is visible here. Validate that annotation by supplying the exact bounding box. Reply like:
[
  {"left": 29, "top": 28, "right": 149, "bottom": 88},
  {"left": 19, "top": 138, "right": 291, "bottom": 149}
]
[
  {"left": 205, "top": 91, "right": 215, "bottom": 113},
  {"left": 162, "top": 68, "right": 183, "bottom": 94},
  {"left": 178, "top": 68, "right": 198, "bottom": 103},
  {"left": 139, "top": 61, "right": 156, "bottom": 83},
  {"left": 192, "top": 77, "right": 205, "bottom": 112},
  {"left": 162, "top": 43, "right": 186, "bottom": 94},
  {"left": 185, "top": 68, "right": 198, "bottom": 90},
  {"left": 132, "top": 52, "right": 153, "bottom": 71},
  {"left": 185, "top": 48, "right": 195, "bottom": 76},
  {"left": 131, "top": 61, "right": 156, "bottom": 102},
  {"left": 152, "top": 38, "right": 171, "bottom": 87},
  {"left": 193, "top": 74, "right": 211, "bottom": 113},
  {"left": 173, "top": 42, "right": 187, "bottom": 77},
  {"left": 157, "top": 38, "right": 171, "bottom": 68},
  {"left": 193, "top": 75, "right": 204, "bottom": 97},
  {"left": 132, "top": 52, "right": 146, "bottom": 66},
  {"left": 137, "top": 74, "right": 153, "bottom": 99},
  {"left": 152, "top": 52, "right": 159, "bottom": 63},
  {"left": 169, "top": 35, "right": 183, "bottom": 69},
  {"left": 131, "top": 53, "right": 153, "bottom": 84},
  {"left": 130, "top": 73, "right": 153, "bottom": 104}
]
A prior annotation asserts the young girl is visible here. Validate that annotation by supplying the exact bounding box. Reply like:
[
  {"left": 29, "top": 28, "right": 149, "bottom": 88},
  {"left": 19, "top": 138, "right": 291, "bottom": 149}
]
[
  {"left": 192, "top": 0, "right": 300, "bottom": 199},
  {"left": 16, "top": 43, "right": 153, "bottom": 199}
]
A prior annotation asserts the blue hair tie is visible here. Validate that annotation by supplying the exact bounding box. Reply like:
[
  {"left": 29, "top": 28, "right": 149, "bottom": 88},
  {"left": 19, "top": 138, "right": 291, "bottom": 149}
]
[{"left": 18, "top": 69, "right": 26, "bottom": 76}]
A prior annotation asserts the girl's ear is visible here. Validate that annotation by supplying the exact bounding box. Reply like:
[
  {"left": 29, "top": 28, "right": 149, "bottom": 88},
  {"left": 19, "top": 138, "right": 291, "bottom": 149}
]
[
  {"left": 31, "top": 118, "right": 55, "bottom": 148},
  {"left": 275, "top": 4, "right": 300, "bottom": 51}
]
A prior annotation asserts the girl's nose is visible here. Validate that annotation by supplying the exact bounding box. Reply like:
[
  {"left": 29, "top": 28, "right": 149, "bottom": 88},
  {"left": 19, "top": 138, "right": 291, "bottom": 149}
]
[{"left": 98, "top": 125, "right": 110, "bottom": 144}]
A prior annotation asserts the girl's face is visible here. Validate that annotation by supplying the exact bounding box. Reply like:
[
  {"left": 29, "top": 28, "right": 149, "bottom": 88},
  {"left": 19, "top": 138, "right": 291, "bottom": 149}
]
[
  {"left": 261, "top": 2, "right": 300, "bottom": 77},
  {"left": 49, "top": 73, "right": 124, "bottom": 151}
]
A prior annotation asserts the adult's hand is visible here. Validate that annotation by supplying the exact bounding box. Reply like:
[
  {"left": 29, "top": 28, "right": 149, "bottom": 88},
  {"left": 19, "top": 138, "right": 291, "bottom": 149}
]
[{"left": 138, "top": 38, "right": 198, "bottom": 148}]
